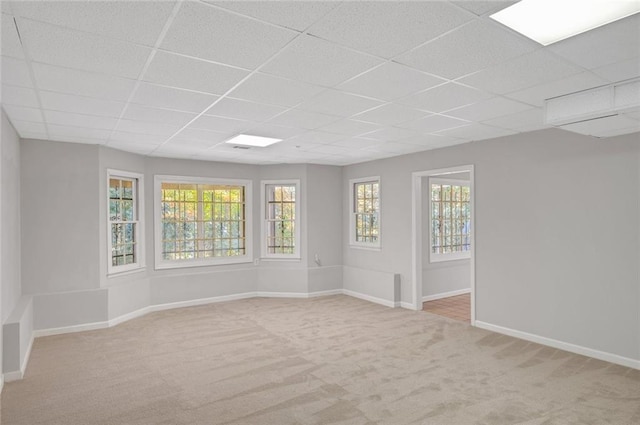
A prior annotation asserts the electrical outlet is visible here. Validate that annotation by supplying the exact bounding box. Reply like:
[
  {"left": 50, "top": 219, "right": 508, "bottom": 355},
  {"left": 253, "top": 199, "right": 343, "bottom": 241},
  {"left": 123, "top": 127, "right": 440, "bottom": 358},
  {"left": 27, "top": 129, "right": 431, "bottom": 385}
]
[{"left": 253, "top": 258, "right": 260, "bottom": 266}]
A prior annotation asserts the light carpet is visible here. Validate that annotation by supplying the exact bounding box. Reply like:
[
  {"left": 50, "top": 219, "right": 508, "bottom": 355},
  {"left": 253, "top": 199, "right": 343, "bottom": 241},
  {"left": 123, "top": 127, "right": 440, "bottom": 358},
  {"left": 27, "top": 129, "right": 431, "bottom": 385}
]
[{"left": 2, "top": 295, "right": 639, "bottom": 424}]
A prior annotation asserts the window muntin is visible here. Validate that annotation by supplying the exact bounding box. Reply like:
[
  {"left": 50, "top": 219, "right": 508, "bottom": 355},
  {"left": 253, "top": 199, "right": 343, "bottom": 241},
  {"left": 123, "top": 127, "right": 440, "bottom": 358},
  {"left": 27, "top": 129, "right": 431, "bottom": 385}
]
[
  {"left": 430, "top": 179, "right": 471, "bottom": 261},
  {"left": 262, "top": 181, "right": 300, "bottom": 258},
  {"left": 350, "top": 177, "right": 380, "bottom": 248},
  {"left": 108, "top": 170, "right": 144, "bottom": 275},
  {"left": 154, "top": 176, "right": 252, "bottom": 269}
]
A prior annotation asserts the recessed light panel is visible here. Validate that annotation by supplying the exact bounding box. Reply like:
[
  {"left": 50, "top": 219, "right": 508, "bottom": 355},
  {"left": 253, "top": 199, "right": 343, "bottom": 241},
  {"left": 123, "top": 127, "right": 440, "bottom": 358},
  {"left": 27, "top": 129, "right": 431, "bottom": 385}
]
[
  {"left": 224, "top": 134, "right": 282, "bottom": 147},
  {"left": 490, "top": 0, "right": 640, "bottom": 46}
]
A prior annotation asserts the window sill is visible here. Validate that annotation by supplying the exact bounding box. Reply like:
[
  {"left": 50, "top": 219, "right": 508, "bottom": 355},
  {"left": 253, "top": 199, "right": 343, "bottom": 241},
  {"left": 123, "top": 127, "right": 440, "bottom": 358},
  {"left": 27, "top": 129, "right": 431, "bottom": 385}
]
[
  {"left": 349, "top": 244, "right": 381, "bottom": 252},
  {"left": 259, "top": 257, "right": 301, "bottom": 262},
  {"left": 155, "top": 257, "right": 253, "bottom": 270},
  {"left": 430, "top": 253, "right": 471, "bottom": 263},
  {"left": 107, "top": 266, "right": 146, "bottom": 278}
]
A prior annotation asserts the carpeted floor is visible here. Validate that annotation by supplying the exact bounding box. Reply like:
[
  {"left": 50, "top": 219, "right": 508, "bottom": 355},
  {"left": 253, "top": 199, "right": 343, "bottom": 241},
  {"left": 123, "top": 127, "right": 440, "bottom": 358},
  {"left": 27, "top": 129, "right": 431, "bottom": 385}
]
[{"left": 2, "top": 295, "right": 639, "bottom": 424}]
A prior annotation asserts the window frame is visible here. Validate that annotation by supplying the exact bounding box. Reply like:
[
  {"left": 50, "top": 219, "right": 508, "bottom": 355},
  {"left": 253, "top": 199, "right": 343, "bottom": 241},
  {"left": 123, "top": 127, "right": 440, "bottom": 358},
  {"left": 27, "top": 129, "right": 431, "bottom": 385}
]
[
  {"left": 154, "top": 175, "right": 253, "bottom": 270},
  {"left": 260, "top": 180, "right": 301, "bottom": 260},
  {"left": 428, "top": 177, "right": 471, "bottom": 263},
  {"left": 107, "top": 169, "right": 145, "bottom": 276},
  {"left": 349, "top": 176, "right": 381, "bottom": 250}
]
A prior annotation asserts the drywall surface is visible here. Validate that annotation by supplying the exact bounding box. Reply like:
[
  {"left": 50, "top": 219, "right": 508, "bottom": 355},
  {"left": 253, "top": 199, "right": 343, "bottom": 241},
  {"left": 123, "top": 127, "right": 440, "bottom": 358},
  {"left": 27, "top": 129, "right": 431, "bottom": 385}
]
[
  {"left": 307, "top": 165, "right": 343, "bottom": 268},
  {"left": 343, "top": 129, "right": 640, "bottom": 361}
]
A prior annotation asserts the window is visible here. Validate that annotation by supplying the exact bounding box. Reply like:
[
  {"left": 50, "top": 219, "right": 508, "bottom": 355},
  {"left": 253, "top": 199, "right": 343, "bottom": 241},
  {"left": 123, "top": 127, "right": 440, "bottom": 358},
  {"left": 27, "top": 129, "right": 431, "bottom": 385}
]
[
  {"left": 429, "top": 178, "right": 471, "bottom": 262},
  {"left": 154, "top": 176, "right": 252, "bottom": 269},
  {"left": 349, "top": 177, "right": 380, "bottom": 248},
  {"left": 108, "top": 170, "right": 144, "bottom": 275},
  {"left": 261, "top": 180, "right": 300, "bottom": 259}
]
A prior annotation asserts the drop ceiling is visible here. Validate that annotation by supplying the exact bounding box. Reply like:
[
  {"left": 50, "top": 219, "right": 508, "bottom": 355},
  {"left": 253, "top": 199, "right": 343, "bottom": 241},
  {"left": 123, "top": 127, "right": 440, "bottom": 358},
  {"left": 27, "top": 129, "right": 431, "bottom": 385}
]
[{"left": 1, "top": 1, "right": 639, "bottom": 166}]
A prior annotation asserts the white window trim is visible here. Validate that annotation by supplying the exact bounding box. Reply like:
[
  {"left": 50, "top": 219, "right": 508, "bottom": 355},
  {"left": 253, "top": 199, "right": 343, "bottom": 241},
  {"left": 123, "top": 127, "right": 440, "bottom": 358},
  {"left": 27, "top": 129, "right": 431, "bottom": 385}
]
[
  {"left": 154, "top": 175, "right": 253, "bottom": 270},
  {"left": 261, "top": 179, "right": 301, "bottom": 260},
  {"left": 107, "top": 169, "right": 145, "bottom": 276},
  {"left": 429, "top": 177, "right": 471, "bottom": 263},
  {"left": 349, "top": 176, "right": 381, "bottom": 250}
]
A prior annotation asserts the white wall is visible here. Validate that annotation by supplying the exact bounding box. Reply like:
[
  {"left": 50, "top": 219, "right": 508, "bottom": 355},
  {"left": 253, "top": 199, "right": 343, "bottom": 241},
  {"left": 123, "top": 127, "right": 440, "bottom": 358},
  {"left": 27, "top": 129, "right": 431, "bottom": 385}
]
[{"left": 343, "top": 129, "right": 640, "bottom": 362}]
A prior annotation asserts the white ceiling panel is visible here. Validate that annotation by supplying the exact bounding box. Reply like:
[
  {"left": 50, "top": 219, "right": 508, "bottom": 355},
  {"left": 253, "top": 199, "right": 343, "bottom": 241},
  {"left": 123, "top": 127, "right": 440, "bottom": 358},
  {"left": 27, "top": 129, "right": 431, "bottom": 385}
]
[
  {"left": 9, "top": 119, "right": 46, "bottom": 134},
  {"left": 228, "top": 73, "right": 324, "bottom": 107},
  {"left": 48, "top": 134, "right": 107, "bottom": 145},
  {"left": 399, "top": 133, "right": 465, "bottom": 147},
  {"left": 143, "top": 51, "right": 250, "bottom": 95},
  {"left": 308, "top": 1, "right": 472, "bottom": 58},
  {"left": 360, "top": 127, "right": 425, "bottom": 142},
  {"left": 47, "top": 124, "right": 112, "bottom": 140},
  {"left": 504, "top": 72, "right": 608, "bottom": 107},
  {"left": 396, "top": 19, "right": 538, "bottom": 79},
  {"left": 204, "top": 98, "right": 286, "bottom": 122},
  {"left": 445, "top": 96, "right": 533, "bottom": 122},
  {"left": 548, "top": 14, "right": 640, "bottom": 70},
  {"left": 3, "top": 104, "right": 43, "bottom": 122},
  {"left": 297, "top": 89, "right": 383, "bottom": 117},
  {"left": 32, "top": 63, "right": 136, "bottom": 101},
  {"left": 559, "top": 115, "right": 640, "bottom": 138},
  {"left": 10, "top": 1, "right": 176, "bottom": 46},
  {"left": 122, "top": 104, "right": 196, "bottom": 126},
  {"left": 353, "top": 103, "right": 428, "bottom": 126},
  {"left": 1, "top": 57, "right": 33, "bottom": 88},
  {"left": 241, "top": 122, "right": 307, "bottom": 140},
  {"left": 481, "top": 108, "right": 546, "bottom": 132},
  {"left": 267, "top": 109, "right": 339, "bottom": 130},
  {"left": 329, "top": 137, "right": 383, "bottom": 149},
  {"left": 458, "top": 50, "right": 585, "bottom": 95},
  {"left": 1, "top": 84, "right": 39, "bottom": 108},
  {"left": 40, "top": 91, "right": 125, "bottom": 118},
  {"left": 207, "top": 1, "right": 338, "bottom": 31},
  {"left": 161, "top": 2, "right": 297, "bottom": 70},
  {"left": 399, "top": 113, "right": 469, "bottom": 133},
  {"left": 131, "top": 82, "right": 218, "bottom": 113},
  {"left": 338, "top": 62, "right": 445, "bottom": 101},
  {"left": 436, "top": 122, "right": 516, "bottom": 140},
  {"left": 115, "top": 119, "right": 185, "bottom": 136},
  {"left": 18, "top": 19, "right": 151, "bottom": 79},
  {"left": 109, "top": 131, "right": 168, "bottom": 145},
  {"left": 44, "top": 110, "right": 118, "bottom": 130},
  {"left": 284, "top": 130, "right": 344, "bottom": 146},
  {"left": 452, "top": 1, "right": 515, "bottom": 16},
  {"left": 592, "top": 58, "right": 640, "bottom": 83},
  {"left": 190, "top": 114, "right": 254, "bottom": 134},
  {"left": 106, "top": 141, "right": 160, "bottom": 155},
  {"left": 262, "top": 35, "right": 383, "bottom": 87},
  {"left": 169, "top": 131, "right": 232, "bottom": 148},
  {"left": 2, "top": 14, "right": 24, "bottom": 59},
  {"left": 399, "top": 82, "right": 491, "bottom": 113},
  {"left": 363, "top": 141, "right": 428, "bottom": 155},
  {"left": 317, "top": 119, "right": 382, "bottom": 137}
]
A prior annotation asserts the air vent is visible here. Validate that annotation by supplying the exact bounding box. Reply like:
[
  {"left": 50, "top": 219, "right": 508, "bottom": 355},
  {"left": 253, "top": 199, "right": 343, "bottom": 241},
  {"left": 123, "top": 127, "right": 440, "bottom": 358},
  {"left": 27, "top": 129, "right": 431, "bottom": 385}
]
[{"left": 233, "top": 145, "right": 251, "bottom": 150}]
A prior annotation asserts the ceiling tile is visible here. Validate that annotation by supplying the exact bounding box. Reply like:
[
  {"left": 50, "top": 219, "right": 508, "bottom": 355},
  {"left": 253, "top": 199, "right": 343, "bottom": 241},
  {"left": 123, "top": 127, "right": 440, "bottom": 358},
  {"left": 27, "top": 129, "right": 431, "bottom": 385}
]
[
  {"left": 435, "top": 122, "right": 516, "bottom": 140},
  {"left": 122, "top": 104, "right": 196, "bottom": 126},
  {"left": 458, "top": 50, "right": 584, "bottom": 95},
  {"left": 106, "top": 141, "right": 160, "bottom": 155},
  {"left": 2, "top": 14, "right": 24, "bottom": 59},
  {"left": 548, "top": 14, "right": 640, "bottom": 70},
  {"left": 352, "top": 103, "right": 428, "bottom": 126},
  {"left": 10, "top": 1, "right": 176, "bottom": 46},
  {"left": 308, "top": 1, "right": 472, "bottom": 58},
  {"left": 398, "top": 82, "right": 492, "bottom": 112},
  {"left": 44, "top": 110, "right": 118, "bottom": 130},
  {"left": 207, "top": 1, "right": 338, "bottom": 31},
  {"left": 204, "top": 98, "right": 287, "bottom": 122},
  {"left": 161, "top": 1, "right": 297, "bottom": 70},
  {"left": 170, "top": 129, "right": 232, "bottom": 148},
  {"left": 261, "top": 35, "right": 383, "bottom": 87},
  {"left": 18, "top": 19, "right": 151, "bottom": 79},
  {"left": 1, "top": 84, "right": 39, "bottom": 107},
  {"left": 284, "top": 130, "right": 344, "bottom": 146},
  {"left": 1, "top": 57, "right": 33, "bottom": 88},
  {"left": 399, "top": 133, "right": 465, "bottom": 148},
  {"left": 504, "top": 72, "right": 608, "bottom": 107},
  {"left": 109, "top": 130, "right": 168, "bottom": 145},
  {"left": 40, "top": 91, "right": 125, "bottom": 118},
  {"left": 9, "top": 120, "right": 46, "bottom": 134},
  {"left": 338, "top": 62, "right": 445, "bottom": 101},
  {"left": 131, "top": 82, "right": 218, "bottom": 113},
  {"left": 363, "top": 141, "right": 428, "bottom": 155},
  {"left": 228, "top": 73, "right": 324, "bottom": 107},
  {"left": 559, "top": 115, "right": 640, "bottom": 138},
  {"left": 3, "top": 104, "right": 43, "bottom": 122},
  {"left": 592, "top": 58, "right": 640, "bottom": 83},
  {"left": 143, "top": 51, "right": 250, "bottom": 95},
  {"left": 329, "top": 137, "right": 383, "bottom": 149},
  {"left": 396, "top": 19, "right": 538, "bottom": 79},
  {"left": 48, "top": 134, "right": 107, "bottom": 145},
  {"left": 190, "top": 114, "right": 253, "bottom": 134},
  {"left": 317, "top": 119, "right": 382, "bottom": 137},
  {"left": 297, "top": 89, "right": 383, "bottom": 117},
  {"left": 266, "top": 109, "right": 339, "bottom": 130},
  {"left": 445, "top": 96, "right": 532, "bottom": 121},
  {"left": 360, "top": 127, "right": 425, "bottom": 142},
  {"left": 241, "top": 122, "right": 307, "bottom": 140},
  {"left": 452, "top": 1, "right": 516, "bottom": 16},
  {"left": 481, "top": 108, "right": 546, "bottom": 132},
  {"left": 399, "top": 113, "right": 469, "bottom": 133},
  {"left": 47, "top": 123, "right": 112, "bottom": 140},
  {"left": 115, "top": 119, "right": 185, "bottom": 136},
  {"left": 32, "top": 63, "right": 136, "bottom": 101}
]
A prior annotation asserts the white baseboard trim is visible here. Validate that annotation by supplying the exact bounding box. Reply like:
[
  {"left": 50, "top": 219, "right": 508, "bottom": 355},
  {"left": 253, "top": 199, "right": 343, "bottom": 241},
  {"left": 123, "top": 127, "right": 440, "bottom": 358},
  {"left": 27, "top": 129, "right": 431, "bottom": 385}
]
[
  {"left": 0, "top": 374, "right": 4, "bottom": 393},
  {"left": 33, "top": 321, "right": 109, "bottom": 338},
  {"left": 475, "top": 321, "right": 640, "bottom": 370},
  {"left": 149, "top": 292, "right": 256, "bottom": 313},
  {"left": 399, "top": 301, "right": 419, "bottom": 310},
  {"left": 342, "top": 289, "right": 398, "bottom": 308},
  {"left": 5, "top": 335, "right": 36, "bottom": 383},
  {"left": 308, "top": 289, "right": 343, "bottom": 298},
  {"left": 422, "top": 288, "right": 471, "bottom": 302}
]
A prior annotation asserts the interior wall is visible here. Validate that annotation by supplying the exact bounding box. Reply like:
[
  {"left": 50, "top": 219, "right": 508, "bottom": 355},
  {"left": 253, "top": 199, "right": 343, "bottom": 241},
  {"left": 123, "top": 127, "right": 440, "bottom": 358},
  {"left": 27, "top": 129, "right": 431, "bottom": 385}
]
[{"left": 343, "top": 129, "right": 640, "bottom": 362}]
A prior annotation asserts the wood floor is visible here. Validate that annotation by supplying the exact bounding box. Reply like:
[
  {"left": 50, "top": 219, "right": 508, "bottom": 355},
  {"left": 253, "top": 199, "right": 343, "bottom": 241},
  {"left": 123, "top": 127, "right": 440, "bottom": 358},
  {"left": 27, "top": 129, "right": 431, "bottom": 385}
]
[{"left": 423, "top": 293, "right": 470, "bottom": 322}]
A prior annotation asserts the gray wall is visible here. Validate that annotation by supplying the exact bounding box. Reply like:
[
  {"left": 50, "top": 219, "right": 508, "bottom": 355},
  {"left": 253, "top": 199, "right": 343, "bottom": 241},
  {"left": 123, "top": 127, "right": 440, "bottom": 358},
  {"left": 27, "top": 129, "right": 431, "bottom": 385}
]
[{"left": 343, "top": 129, "right": 640, "bottom": 361}]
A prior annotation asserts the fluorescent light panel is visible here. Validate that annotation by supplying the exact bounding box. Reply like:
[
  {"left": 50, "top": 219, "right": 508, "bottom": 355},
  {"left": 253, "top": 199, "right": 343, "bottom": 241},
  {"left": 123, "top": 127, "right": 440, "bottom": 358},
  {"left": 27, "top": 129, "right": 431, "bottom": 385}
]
[
  {"left": 225, "top": 134, "right": 282, "bottom": 147},
  {"left": 491, "top": 0, "right": 640, "bottom": 46}
]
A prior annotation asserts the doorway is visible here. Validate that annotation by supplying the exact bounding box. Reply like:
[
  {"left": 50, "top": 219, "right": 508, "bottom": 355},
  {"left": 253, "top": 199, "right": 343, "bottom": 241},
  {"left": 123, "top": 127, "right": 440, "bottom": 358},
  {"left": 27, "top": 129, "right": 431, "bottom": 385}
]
[{"left": 411, "top": 165, "right": 475, "bottom": 325}]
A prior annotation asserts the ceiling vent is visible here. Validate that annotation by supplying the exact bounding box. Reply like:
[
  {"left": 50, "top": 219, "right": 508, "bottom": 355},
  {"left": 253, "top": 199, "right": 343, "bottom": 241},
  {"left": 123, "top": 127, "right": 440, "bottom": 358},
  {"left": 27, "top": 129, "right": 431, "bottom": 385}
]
[
  {"left": 232, "top": 145, "right": 251, "bottom": 150},
  {"left": 544, "top": 78, "right": 640, "bottom": 138}
]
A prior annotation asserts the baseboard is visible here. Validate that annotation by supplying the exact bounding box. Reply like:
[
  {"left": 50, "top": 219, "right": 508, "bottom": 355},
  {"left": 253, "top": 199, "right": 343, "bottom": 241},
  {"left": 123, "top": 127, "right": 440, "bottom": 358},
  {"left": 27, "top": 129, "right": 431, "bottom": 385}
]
[
  {"left": 108, "top": 306, "right": 152, "bottom": 327},
  {"left": 255, "top": 289, "right": 343, "bottom": 299},
  {"left": 342, "top": 289, "right": 398, "bottom": 308},
  {"left": 33, "top": 321, "right": 109, "bottom": 338},
  {"left": 475, "top": 321, "right": 640, "bottom": 370},
  {"left": 0, "top": 373, "right": 4, "bottom": 393},
  {"left": 308, "top": 289, "right": 343, "bottom": 298},
  {"left": 149, "top": 292, "right": 256, "bottom": 313},
  {"left": 422, "top": 288, "right": 471, "bottom": 302},
  {"left": 5, "top": 335, "right": 35, "bottom": 383},
  {"left": 399, "top": 301, "right": 420, "bottom": 310}
]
